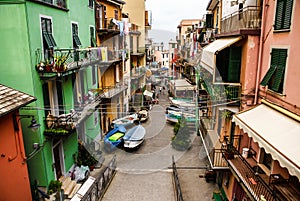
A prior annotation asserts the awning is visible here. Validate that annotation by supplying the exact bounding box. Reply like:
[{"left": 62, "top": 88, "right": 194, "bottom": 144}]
[
  {"left": 143, "top": 90, "right": 153, "bottom": 98},
  {"left": 232, "top": 104, "right": 300, "bottom": 179},
  {"left": 200, "top": 37, "right": 242, "bottom": 74}
]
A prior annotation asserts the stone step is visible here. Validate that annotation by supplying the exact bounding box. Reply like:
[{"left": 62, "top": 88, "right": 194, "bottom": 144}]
[
  {"left": 68, "top": 183, "right": 82, "bottom": 199},
  {"left": 64, "top": 180, "right": 77, "bottom": 197}
]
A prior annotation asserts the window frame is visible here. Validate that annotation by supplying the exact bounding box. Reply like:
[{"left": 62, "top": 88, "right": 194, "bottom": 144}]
[
  {"left": 40, "top": 16, "right": 57, "bottom": 61},
  {"left": 72, "top": 22, "right": 82, "bottom": 48}
]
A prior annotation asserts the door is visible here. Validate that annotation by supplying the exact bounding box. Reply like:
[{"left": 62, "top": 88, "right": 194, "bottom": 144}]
[{"left": 53, "top": 139, "right": 64, "bottom": 179}]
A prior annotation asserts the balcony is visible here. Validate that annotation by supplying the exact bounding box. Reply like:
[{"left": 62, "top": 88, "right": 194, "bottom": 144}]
[
  {"left": 98, "top": 83, "right": 128, "bottom": 99},
  {"left": 96, "top": 17, "right": 120, "bottom": 36},
  {"left": 31, "top": 0, "right": 68, "bottom": 10},
  {"left": 223, "top": 146, "right": 300, "bottom": 201},
  {"left": 44, "top": 111, "right": 78, "bottom": 138},
  {"left": 220, "top": 6, "right": 261, "bottom": 35},
  {"left": 201, "top": 82, "right": 241, "bottom": 106},
  {"left": 36, "top": 47, "right": 109, "bottom": 79}
]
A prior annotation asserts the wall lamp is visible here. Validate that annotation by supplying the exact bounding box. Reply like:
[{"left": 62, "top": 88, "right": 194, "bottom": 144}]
[{"left": 13, "top": 114, "right": 41, "bottom": 132}]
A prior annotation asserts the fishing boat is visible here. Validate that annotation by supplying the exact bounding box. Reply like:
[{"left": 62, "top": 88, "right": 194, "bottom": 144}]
[
  {"left": 137, "top": 109, "right": 149, "bottom": 122},
  {"left": 166, "top": 110, "right": 196, "bottom": 123},
  {"left": 123, "top": 125, "right": 146, "bottom": 149},
  {"left": 112, "top": 114, "right": 139, "bottom": 128},
  {"left": 104, "top": 125, "right": 126, "bottom": 152}
]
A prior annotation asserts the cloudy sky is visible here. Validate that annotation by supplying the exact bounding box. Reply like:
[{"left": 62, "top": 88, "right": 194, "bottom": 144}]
[{"left": 145, "top": 0, "right": 210, "bottom": 33}]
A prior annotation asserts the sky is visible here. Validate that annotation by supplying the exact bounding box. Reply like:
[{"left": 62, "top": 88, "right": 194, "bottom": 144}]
[
  {"left": 145, "top": 0, "right": 210, "bottom": 47},
  {"left": 145, "top": 0, "right": 210, "bottom": 33}
]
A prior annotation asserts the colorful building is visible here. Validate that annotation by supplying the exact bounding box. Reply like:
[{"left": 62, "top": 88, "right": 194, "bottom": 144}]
[
  {"left": 0, "top": 0, "right": 101, "bottom": 192},
  {"left": 198, "top": 0, "right": 300, "bottom": 200},
  {"left": 0, "top": 84, "right": 37, "bottom": 201}
]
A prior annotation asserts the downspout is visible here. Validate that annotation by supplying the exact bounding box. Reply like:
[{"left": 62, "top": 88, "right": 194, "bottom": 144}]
[{"left": 254, "top": 0, "right": 268, "bottom": 105}]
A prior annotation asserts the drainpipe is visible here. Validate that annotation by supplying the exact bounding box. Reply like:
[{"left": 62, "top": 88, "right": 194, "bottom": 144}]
[{"left": 254, "top": 0, "right": 268, "bottom": 105}]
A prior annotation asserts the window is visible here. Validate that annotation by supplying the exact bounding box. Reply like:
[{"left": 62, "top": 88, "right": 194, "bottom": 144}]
[
  {"left": 114, "top": 10, "right": 119, "bottom": 20},
  {"left": 88, "top": 0, "right": 93, "bottom": 8},
  {"left": 41, "top": 17, "right": 57, "bottom": 60},
  {"left": 260, "top": 48, "right": 287, "bottom": 94},
  {"left": 90, "top": 26, "right": 96, "bottom": 47},
  {"left": 274, "top": 0, "right": 293, "bottom": 31},
  {"left": 72, "top": 23, "right": 82, "bottom": 48},
  {"left": 92, "top": 65, "right": 96, "bottom": 85}
]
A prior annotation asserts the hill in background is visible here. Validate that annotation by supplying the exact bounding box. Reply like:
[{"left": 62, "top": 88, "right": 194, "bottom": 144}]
[{"left": 148, "top": 29, "right": 177, "bottom": 50}]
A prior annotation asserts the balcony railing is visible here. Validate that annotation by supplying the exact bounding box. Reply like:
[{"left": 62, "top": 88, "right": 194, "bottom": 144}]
[
  {"left": 221, "top": 6, "right": 261, "bottom": 33},
  {"left": 98, "top": 83, "right": 128, "bottom": 99},
  {"left": 36, "top": 47, "right": 109, "bottom": 75},
  {"left": 223, "top": 145, "right": 300, "bottom": 201},
  {"left": 44, "top": 111, "right": 78, "bottom": 137},
  {"left": 96, "top": 17, "right": 120, "bottom": 33},
  {"left": 31, "top": 0, "right": 67, "bottom": 9}
]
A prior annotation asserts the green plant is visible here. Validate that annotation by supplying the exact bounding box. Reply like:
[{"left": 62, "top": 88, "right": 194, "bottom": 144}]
[{"left": 47, "top": 180, "right": 62, "bottom": 195}]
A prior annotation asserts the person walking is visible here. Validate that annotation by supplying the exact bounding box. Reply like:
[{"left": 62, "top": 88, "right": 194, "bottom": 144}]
[{"left": 159, "top": 86, "right": 162, "bottom": 94}]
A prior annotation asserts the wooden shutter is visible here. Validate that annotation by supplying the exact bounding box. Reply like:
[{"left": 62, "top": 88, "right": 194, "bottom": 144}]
[
  {"left": 274, "top": 0, "right": 293, "bottom": 30},
  {"left": 228, "top": 47, "right": 241, "bottom": 83},
  {"left": 269, "top": 49, "right": 287, "bottom": 92}
]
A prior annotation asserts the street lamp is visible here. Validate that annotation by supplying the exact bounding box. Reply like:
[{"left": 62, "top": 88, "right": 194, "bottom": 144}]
[{"left": 13, "top": 114, "right": 41, "bottom": 132}]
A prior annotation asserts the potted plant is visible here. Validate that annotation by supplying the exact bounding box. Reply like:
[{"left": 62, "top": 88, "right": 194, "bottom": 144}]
[
  {"left": 47, "top": 180, "right": 62, "bottom": 195},
  {"left": 54, "top": 55, "right": 68, "bottom": 72}
]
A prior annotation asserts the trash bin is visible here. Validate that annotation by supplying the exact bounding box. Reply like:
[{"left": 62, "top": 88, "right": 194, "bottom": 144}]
[{"left": 242, "top": 148, "right": 249, "bottom": 158}]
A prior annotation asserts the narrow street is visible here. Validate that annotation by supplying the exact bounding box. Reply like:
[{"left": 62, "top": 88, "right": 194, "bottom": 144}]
[{"left": 98, "top": 88, "right": 218, "bottom": 201}]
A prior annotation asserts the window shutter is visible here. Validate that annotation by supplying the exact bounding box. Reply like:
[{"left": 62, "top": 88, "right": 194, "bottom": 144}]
[
  {"left": 274, "top": 0, "right": 285, "bottom": 30},
  {"left": 270, "top": 49, "right": 287, "bottom": 92},
  {"left": 260, "top": 66, "right": 276, "bottom": 86},
  {"left": 274, "top": 0, "right": 293, "bottom": 30},
  {"left": 43, "top": 31, "right": 53, "bottom": 48},
  {"left": 283, "top": 0, "right": 293, "bottom": 29},
  {"left": 48, "top": 33, "right": 57, "bottom": 47},
  {"left": 228, "top": 47, "right": 241, "bottom": 83},
  {"left": 206, "top": 14, "right": 213, "bottom": 28}
]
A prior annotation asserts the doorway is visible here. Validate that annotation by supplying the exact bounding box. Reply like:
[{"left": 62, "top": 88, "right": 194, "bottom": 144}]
[{"left": 52, "top": 139, "right": 65, "bottom": 179}]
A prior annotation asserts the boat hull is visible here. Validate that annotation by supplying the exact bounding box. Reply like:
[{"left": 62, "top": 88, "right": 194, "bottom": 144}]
[{"left": 123, "top": 125, "right": 146, "bottom": 149}]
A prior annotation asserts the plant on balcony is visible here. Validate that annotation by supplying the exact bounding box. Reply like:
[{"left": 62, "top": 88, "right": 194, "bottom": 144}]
[
  {"left": 36, "top": 60, "right": 55, "bottom": 72},
  {"left": 54, "top": 55, "right": 67, "bottom": 72}
]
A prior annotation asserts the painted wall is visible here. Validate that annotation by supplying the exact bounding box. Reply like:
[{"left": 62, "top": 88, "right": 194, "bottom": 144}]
[
  {"left": 0, "top": 0, "right": 98, "bottom": 188},
  {"left": 259, "top": 0, "right": 300, "bottom": 113},
  {"left": 0, "top": 113, "right": 32, "bottom": 201}
]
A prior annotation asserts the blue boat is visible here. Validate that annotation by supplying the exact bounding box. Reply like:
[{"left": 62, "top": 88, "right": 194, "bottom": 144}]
[
  {"left": 123, "top": 125, "right": 146, "bottom": 149},
  {"left": 104, "top": 125, "right": 126, "bottom": 152}
]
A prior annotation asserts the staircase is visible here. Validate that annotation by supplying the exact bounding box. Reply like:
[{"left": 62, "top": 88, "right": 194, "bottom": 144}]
[{"left": 60, "top": 176, "right": 82, "bottom": 200}]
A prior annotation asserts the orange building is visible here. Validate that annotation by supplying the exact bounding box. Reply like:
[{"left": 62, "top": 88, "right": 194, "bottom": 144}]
[{"left": 0, "top": 84, "right": 37, "bottom": 200}]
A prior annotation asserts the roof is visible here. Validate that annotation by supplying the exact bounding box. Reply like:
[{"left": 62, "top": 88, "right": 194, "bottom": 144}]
[{"left": 0, "top": 84, "right": 36, "bottom": 117}]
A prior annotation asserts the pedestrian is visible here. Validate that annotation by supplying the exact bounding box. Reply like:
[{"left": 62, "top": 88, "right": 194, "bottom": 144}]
[{"left": 159, "top": 86, "right": 162, "bottom": 94}]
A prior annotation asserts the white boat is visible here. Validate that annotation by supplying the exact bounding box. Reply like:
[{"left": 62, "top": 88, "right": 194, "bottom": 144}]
[
  {"left": 123, "top": 125, "right": 146, "bottom": 148},
  {"left": 138, "top": 109, "right": 149, "bottom": 122},
  {"left": 112, "top": 114, "right": 139, "bottom": 127}
]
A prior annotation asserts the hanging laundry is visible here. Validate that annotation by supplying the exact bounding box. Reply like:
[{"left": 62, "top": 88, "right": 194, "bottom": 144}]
[{"left": 124, "top": 22, "right": 129, "bottom": 35}]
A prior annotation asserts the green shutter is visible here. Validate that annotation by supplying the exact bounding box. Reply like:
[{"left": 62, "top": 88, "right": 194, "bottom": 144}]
[
  {"left": 228, "top": 47, "right": 241, "bottom": 83},
  {"left": 48, "top": 33, "right": 57, "bottom": 47},
  {"left": 269, "top": 49, "right": 287, "bottom": 92},
  {"left": 271, "top": 67, "right": 285, "bottom": 92},
  {"left": 73, "top": 34, "right": 82, "bottom": 47},
  {"left": 283, "top": 0, "right": 293, "bottom": 29},
  {"left": 260, "top": 66, "right": 276, "bottom": 86},
  {"left": 274, "top": 0, "right": 285, "bottom": 30},
  {"left": 274, "top": 0, "right": 293, "bottom": 30},
  {"left": 43, "top": 31, "right": 53, "bottom": 48}
]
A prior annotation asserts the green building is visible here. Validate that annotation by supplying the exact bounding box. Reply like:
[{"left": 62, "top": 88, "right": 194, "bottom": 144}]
[{"left": 0, "top": 0, "right": 102, "bottom": 190}]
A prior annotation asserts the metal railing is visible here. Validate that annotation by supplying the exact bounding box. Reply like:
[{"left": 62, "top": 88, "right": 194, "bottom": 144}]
[
  {"left": 36, "top": 47, "right": 109, "bottom": 74},
  {"left": 172, "top": 156, "right": 184, "bottom": 201},
  {"left": 81, "top": 155, "right": 117, "bottom": 201},
  {"left": 221, "top": 6, "right": 261, "bottom": 33},
  {"left": 98, "top": 83, "right": 128, "bottom": 99}
]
